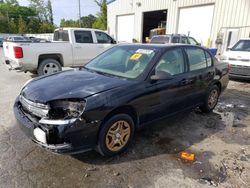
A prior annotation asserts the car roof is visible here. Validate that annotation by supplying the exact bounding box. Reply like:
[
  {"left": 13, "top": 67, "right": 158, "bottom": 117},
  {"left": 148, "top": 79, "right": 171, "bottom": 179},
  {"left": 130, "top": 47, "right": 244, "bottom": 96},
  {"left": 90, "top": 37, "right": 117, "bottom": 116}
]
[
  {"left": 117, "top": 43, "right": 201, "bottom": 50},
  {"left": 239, "top": 38, "right": 250, "bottom": 41},
  {"left": 55, "top": 27, "right": 107, "bottom": 32},
  {"left": 152, "top": 34, "right": 189, "bottom": 38}
]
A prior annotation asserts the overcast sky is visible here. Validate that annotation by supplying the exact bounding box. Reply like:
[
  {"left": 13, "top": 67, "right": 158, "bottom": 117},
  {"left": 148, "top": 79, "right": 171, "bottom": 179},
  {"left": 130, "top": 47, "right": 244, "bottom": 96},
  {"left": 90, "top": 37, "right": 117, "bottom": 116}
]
[{"left": 19, "top": 0, "right": 99, "bottom": 25}]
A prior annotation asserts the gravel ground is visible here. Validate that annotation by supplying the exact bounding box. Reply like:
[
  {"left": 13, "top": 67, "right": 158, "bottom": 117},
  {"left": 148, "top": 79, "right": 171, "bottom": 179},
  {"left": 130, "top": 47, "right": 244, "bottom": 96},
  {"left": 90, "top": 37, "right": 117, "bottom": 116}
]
[{"left": 0, "top": 48, "right": 249, "bottom": 188}]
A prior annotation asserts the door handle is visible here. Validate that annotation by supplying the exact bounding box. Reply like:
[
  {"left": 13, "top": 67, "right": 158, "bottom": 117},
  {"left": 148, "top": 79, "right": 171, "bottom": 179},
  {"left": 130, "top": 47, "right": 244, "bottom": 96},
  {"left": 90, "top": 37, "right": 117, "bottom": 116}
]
[
  {"left": 207, "top": 72, "right": 214, "bottom": 78},
  {"left": 181, "top": 79, "right": 193, "bottom": 85},
  {"left": 75, "top": 46, "right": 82, "bottom": 49}
]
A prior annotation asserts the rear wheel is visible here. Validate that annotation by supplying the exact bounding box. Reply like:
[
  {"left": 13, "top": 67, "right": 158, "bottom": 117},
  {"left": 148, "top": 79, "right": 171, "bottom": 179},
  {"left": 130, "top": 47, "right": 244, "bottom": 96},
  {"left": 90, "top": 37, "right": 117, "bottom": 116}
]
[
  {"left": 97, "top": 114, "right": 135, "bottom": 156},
  {"left": 200, "top": 85, "right": 220, "bottom": 113},
  {"left": 37, "top": 59, "right": 62, "bottom": 76}
]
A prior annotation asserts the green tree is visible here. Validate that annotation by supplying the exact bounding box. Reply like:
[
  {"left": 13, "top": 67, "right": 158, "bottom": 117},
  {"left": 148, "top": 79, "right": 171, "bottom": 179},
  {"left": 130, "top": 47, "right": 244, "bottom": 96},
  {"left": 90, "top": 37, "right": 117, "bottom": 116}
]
[
  {"left": 29, "top": 0, "right": 48, "bottom": 20},
  {"left": 47, "top": 0, "right": 53, "bottom": 24},
  {"left": 80, "top": 14, "right": 96, "bottom": 28},
  {"left": 39, "top": 21, "right": 54, "bottom": 33},
  {"left": 0, "top": 3, "right": 37, "bottom": 33},
  {"left": 18, "top": 15, "right": 26, "bottom": 33},
  {"left": 60, "top": 19, "right": 79, "bottom": 28},
  {"left": 92, "top": 0, "right": 107, "bottom": 30},
  {"left": 26, "top": 17, "right": 40, "bottom": 33},
  {"left": 0, "top": 13, "right": 8, "bottom": 32},
  {"left": 9, "top": 18, "right": 17, "bottom": 33},
  {"left": 4, "top": 0, "right": 19, "bottom": 5}
]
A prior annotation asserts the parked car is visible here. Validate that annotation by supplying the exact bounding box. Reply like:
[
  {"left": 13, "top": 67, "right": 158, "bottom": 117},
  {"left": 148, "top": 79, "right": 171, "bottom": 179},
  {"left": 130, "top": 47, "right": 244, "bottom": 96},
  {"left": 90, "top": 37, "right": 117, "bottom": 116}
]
[
  {"left": 4, "top": 28, "right": 116, "bottom": 76},
  {"left": 0, "top": 37, "right": 3, "bottom": 47},
  {"left": 14, "top": 44, "right": 229, "bottom": 156},
  {"left": 150, "top": 34, "right": 200, "bottom": 45},
  {"left": 221, "top": 38, "right": 250, "bottom": 79},
  {"left": 6, "top": 36, "right": 31, "bottom": 42}
]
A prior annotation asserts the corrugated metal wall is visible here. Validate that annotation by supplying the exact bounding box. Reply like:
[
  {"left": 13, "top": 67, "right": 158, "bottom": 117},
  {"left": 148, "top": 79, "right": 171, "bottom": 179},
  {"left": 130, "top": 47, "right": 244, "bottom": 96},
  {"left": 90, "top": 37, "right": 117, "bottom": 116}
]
[{"left": 108, "top": 0, "right": 250, "bottom": 48}]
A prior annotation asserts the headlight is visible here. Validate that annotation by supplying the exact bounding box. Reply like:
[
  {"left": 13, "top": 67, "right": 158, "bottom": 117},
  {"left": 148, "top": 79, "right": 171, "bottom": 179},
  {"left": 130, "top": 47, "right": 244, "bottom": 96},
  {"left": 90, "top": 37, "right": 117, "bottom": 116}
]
[{"left": 48, "top": 100, "right": 86, "bottom": 120}]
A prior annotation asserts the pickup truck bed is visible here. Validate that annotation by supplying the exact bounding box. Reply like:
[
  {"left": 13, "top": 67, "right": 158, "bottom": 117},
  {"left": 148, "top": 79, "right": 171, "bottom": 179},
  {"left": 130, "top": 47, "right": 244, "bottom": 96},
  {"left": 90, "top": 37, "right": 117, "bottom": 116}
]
[{"left": 4, "top": 28, "right": 116, "bottom": 75}]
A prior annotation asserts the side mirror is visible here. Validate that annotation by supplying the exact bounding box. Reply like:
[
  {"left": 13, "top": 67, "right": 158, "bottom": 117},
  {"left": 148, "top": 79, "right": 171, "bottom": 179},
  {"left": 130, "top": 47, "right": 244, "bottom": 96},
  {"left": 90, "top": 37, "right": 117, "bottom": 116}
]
[
  {"left": 197, "top": 43, "right": 201, "bottom": 46},
  {"left": 227, "top": 46, "right": 232, "bottom": 51},
  {"left": 151, "top": 71, "right": 173, "bottom": 81},
  {"left": 111, "top": 39, "right": 117, "bottom": 44}
]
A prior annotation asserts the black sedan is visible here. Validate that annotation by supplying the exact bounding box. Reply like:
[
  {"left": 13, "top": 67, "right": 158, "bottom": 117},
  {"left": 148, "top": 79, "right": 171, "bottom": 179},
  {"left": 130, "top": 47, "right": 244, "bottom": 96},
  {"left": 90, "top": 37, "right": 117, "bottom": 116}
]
[{"left": 14, "top": 44, "right": 229, "bottom": 156}]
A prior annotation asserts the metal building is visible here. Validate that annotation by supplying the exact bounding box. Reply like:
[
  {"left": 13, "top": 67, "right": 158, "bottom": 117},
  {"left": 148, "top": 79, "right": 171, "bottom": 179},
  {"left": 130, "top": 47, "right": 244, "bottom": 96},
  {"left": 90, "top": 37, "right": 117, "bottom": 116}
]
[{"left": 107, "top": 0, "right": 250, "bottom": 52}]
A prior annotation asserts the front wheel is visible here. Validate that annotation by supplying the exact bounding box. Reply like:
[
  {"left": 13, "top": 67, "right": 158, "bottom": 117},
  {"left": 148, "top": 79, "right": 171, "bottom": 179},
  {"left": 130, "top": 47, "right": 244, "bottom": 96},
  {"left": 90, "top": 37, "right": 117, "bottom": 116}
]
[
  {"left": 200, "top": 85, "right": 220, "bottom": 113},
  {"left": 37, "top": 59, "right": 62, "bottom": 76},
  {"left": 97, "top": 114, "right": 135, "bottom": 157}
]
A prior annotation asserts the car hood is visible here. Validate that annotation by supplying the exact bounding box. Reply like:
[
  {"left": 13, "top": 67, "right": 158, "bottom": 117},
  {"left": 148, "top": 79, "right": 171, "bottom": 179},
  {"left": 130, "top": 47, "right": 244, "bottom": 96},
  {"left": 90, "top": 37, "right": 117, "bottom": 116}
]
[
  {"left": 224, "top": 50, "right": 250, "bottom": 59},
  {"left": 21, "top": 69, "right": 130, "bottom": 103}
]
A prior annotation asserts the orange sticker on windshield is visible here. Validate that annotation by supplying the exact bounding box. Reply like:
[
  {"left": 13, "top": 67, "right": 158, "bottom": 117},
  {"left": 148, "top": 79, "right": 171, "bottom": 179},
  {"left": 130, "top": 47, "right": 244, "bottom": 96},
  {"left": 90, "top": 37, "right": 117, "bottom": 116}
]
[{"left": 130, "top": 53, "right": 142, "bottom": 61}]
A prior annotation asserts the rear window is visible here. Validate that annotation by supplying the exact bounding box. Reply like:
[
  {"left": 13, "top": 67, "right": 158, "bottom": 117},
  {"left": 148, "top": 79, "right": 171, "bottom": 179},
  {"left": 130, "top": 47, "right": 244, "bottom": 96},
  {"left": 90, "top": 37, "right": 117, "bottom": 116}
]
[
  {"left": 53, "top": 30, "right": 69, "bottom": 41},
  {"left": 150, "top": 36, "right": 170, "bottom": 44}
]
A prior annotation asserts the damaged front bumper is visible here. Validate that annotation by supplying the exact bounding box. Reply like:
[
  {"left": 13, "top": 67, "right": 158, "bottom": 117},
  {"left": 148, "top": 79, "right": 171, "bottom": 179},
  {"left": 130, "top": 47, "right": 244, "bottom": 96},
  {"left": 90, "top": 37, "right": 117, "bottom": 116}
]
[{"left": 14, "top": 98, "right": 101, "bottom": 154}]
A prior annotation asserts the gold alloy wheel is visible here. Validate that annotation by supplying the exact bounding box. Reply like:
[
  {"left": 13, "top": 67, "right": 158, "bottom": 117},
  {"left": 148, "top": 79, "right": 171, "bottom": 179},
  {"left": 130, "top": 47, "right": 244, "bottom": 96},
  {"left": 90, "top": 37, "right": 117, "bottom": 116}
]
[
  {"left": 105, "top": 120, "right": 131, "bottom": 152},
  {"left": 208, "top": 89, "right": 219, "bottom": 109}
]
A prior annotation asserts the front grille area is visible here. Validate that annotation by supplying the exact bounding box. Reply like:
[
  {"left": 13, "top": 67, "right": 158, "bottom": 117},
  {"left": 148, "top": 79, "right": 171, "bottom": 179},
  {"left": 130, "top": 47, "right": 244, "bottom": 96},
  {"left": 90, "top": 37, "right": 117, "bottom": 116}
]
[
  {"left": 229, "top": 58, "right": 250, "bottom": 62},
  {"left": 230, "top": 65, "right": 250, "bottom": 76},
  {"left": 19, "top": 95, "right": 49, "bottom": 118}
]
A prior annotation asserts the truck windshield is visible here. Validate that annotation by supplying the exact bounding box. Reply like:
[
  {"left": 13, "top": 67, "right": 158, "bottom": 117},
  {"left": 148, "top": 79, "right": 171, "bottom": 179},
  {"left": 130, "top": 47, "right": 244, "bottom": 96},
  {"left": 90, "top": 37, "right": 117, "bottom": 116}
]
[
  {"left": 53, "top": 30, "right": 69, "bottom": 41},
  {"left": 231, "top": 40, "right": 250, "bottom": 51},
  {"left": 85, "top": 46, "right": 157, "bottom": 79}
]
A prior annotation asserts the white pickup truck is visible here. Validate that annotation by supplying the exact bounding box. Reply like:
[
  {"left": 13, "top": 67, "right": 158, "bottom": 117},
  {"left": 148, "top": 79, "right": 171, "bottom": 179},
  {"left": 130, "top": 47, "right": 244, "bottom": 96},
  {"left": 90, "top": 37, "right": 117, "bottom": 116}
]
[
  {"left": 3, "top": 28, "right": 116, "bottom": 75},
  {"left": 221, "top": 38, "right": 250, "bottom": 79}
]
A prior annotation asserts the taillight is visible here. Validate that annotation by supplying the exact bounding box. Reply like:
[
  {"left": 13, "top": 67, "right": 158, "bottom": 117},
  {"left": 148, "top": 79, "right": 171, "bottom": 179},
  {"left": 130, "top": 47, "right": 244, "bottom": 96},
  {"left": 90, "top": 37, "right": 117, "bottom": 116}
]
[{"left": 14, "top": 47, "right": 23, "bottom": 59}]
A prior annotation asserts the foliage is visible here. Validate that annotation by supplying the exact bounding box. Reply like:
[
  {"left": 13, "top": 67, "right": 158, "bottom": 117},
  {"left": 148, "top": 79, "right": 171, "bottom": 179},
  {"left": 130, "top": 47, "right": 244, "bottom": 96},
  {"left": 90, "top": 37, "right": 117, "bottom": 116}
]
[
  {"left": 92, "top": 0, "right": 107, "bottom": 30},
  {"left": 47, "top": 0, "right": 53, "bottom": 24},
  {"left": 3, "top": 0, "right": 18, "bottom": 5},
  {"left": 80, "top": 14, "right": 96, "bottom": 28},
  {"left": 60, "top": 19, "right": 80, "bottom": 28},
  {"left": 0, "top": 0, "right": 55, "bottom": 33},
  {"left": 18, "top": 15, "right": 26, "bottom": 33}
]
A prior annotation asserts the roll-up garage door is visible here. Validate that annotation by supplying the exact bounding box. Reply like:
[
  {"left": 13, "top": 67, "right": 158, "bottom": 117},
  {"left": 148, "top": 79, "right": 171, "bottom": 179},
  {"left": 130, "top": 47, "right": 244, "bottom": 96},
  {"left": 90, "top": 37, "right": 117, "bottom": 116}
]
[
  {"left": 178, "top": 5, "right": 214, "bottom": 46},
  {"left": 117, "top": 14, "right": 135, "bottom": 43}
]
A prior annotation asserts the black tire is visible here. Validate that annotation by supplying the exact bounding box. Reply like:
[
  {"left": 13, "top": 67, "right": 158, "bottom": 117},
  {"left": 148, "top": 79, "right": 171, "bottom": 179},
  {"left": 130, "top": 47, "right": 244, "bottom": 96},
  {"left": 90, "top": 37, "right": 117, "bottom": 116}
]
[
  {"left": 97, "top": 114, "right": 135, "bottom": 157},
  {"left": 37, "top": 59, "right": 62, "bottom": 76},
  {"left": 200, "top": 85, "right": 220, "bottom": 113}
]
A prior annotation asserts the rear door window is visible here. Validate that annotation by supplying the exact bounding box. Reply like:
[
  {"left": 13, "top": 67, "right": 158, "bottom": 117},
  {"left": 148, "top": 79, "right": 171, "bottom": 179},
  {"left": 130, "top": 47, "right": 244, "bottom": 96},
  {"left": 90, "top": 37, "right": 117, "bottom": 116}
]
[
  {"left": 74, "top": 31, "right": 93, "bottom": 43},
  {"left": 186, "top": 47, "right": 207, "bottom": 71},
  {"left": 181, "top": 37, "right": 188, "bottom": 44},
  {"left": 188, "top": 37, "right": 199, "bottom": 45},
  {"left": 95, "top": 31, "right": 112, "bottom": 43}
]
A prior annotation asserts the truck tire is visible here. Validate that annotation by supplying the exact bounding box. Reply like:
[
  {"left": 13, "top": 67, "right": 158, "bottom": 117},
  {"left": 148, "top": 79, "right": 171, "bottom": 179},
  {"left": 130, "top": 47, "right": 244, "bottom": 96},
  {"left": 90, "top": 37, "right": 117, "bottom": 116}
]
[
  {"left": 97, "top": 114, "right": 135, "bottom": 157},
  {"left": 200, "top": 85, "right": 220, "bottom": 113},
  {"left": 37, "top": 59, "right": 62, "bottom": 76}
]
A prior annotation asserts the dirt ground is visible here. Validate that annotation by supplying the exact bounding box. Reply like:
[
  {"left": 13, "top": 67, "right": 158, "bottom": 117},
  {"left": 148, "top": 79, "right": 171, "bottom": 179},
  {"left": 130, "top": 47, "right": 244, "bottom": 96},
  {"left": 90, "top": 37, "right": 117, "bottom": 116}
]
[{"left": 0, "top": 48, "right": 249, "bottom": 188}]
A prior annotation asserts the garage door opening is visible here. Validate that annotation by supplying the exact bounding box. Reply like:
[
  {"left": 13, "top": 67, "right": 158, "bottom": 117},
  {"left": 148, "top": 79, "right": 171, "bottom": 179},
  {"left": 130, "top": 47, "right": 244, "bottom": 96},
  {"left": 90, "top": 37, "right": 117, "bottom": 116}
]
[{"left": 142, "top": 10, "right": 167, "bottom": 43}]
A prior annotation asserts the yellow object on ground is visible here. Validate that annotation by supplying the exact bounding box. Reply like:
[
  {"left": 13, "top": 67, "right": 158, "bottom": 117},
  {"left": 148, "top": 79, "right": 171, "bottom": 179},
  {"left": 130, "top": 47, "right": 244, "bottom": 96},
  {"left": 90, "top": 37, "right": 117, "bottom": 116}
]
[{"left": 180, "top": 152, "right": 195, "bottom": 161}]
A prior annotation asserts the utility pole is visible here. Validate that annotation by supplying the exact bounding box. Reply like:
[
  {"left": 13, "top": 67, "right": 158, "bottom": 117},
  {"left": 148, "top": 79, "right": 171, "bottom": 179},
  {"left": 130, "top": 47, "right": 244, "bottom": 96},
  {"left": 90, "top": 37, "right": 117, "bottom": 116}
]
[{"left": 78, "top": 0, "right": 82, "bottom": 27}]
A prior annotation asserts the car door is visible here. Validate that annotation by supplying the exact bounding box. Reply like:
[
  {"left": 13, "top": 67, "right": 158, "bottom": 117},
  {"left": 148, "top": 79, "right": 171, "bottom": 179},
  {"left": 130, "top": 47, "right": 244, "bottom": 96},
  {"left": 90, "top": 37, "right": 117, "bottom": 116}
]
[
  {"left": 94, "top": 31, "right": 114, "bottom": 54},
  {"left": 140, "top": 47, "right": 196, "bottom": 123},
  {"left": 73, "top": 30, "right": 100, "bottom": 66},
  {"left": 184, "top": 47, "right": 214, "bottom": 105}
]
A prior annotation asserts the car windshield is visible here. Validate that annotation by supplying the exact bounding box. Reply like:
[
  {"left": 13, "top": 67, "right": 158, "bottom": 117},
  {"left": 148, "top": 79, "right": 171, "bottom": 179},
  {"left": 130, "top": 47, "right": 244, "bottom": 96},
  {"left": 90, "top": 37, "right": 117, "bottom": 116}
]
[
  {"left": 150, "top": 36, "right": 170, "bottom": 44},
  {"left": 231, "top": 40, "right": 250, "bottom": 51},
  {"left": 85, "top": 46, "right": 157, "bottom": 79}
]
